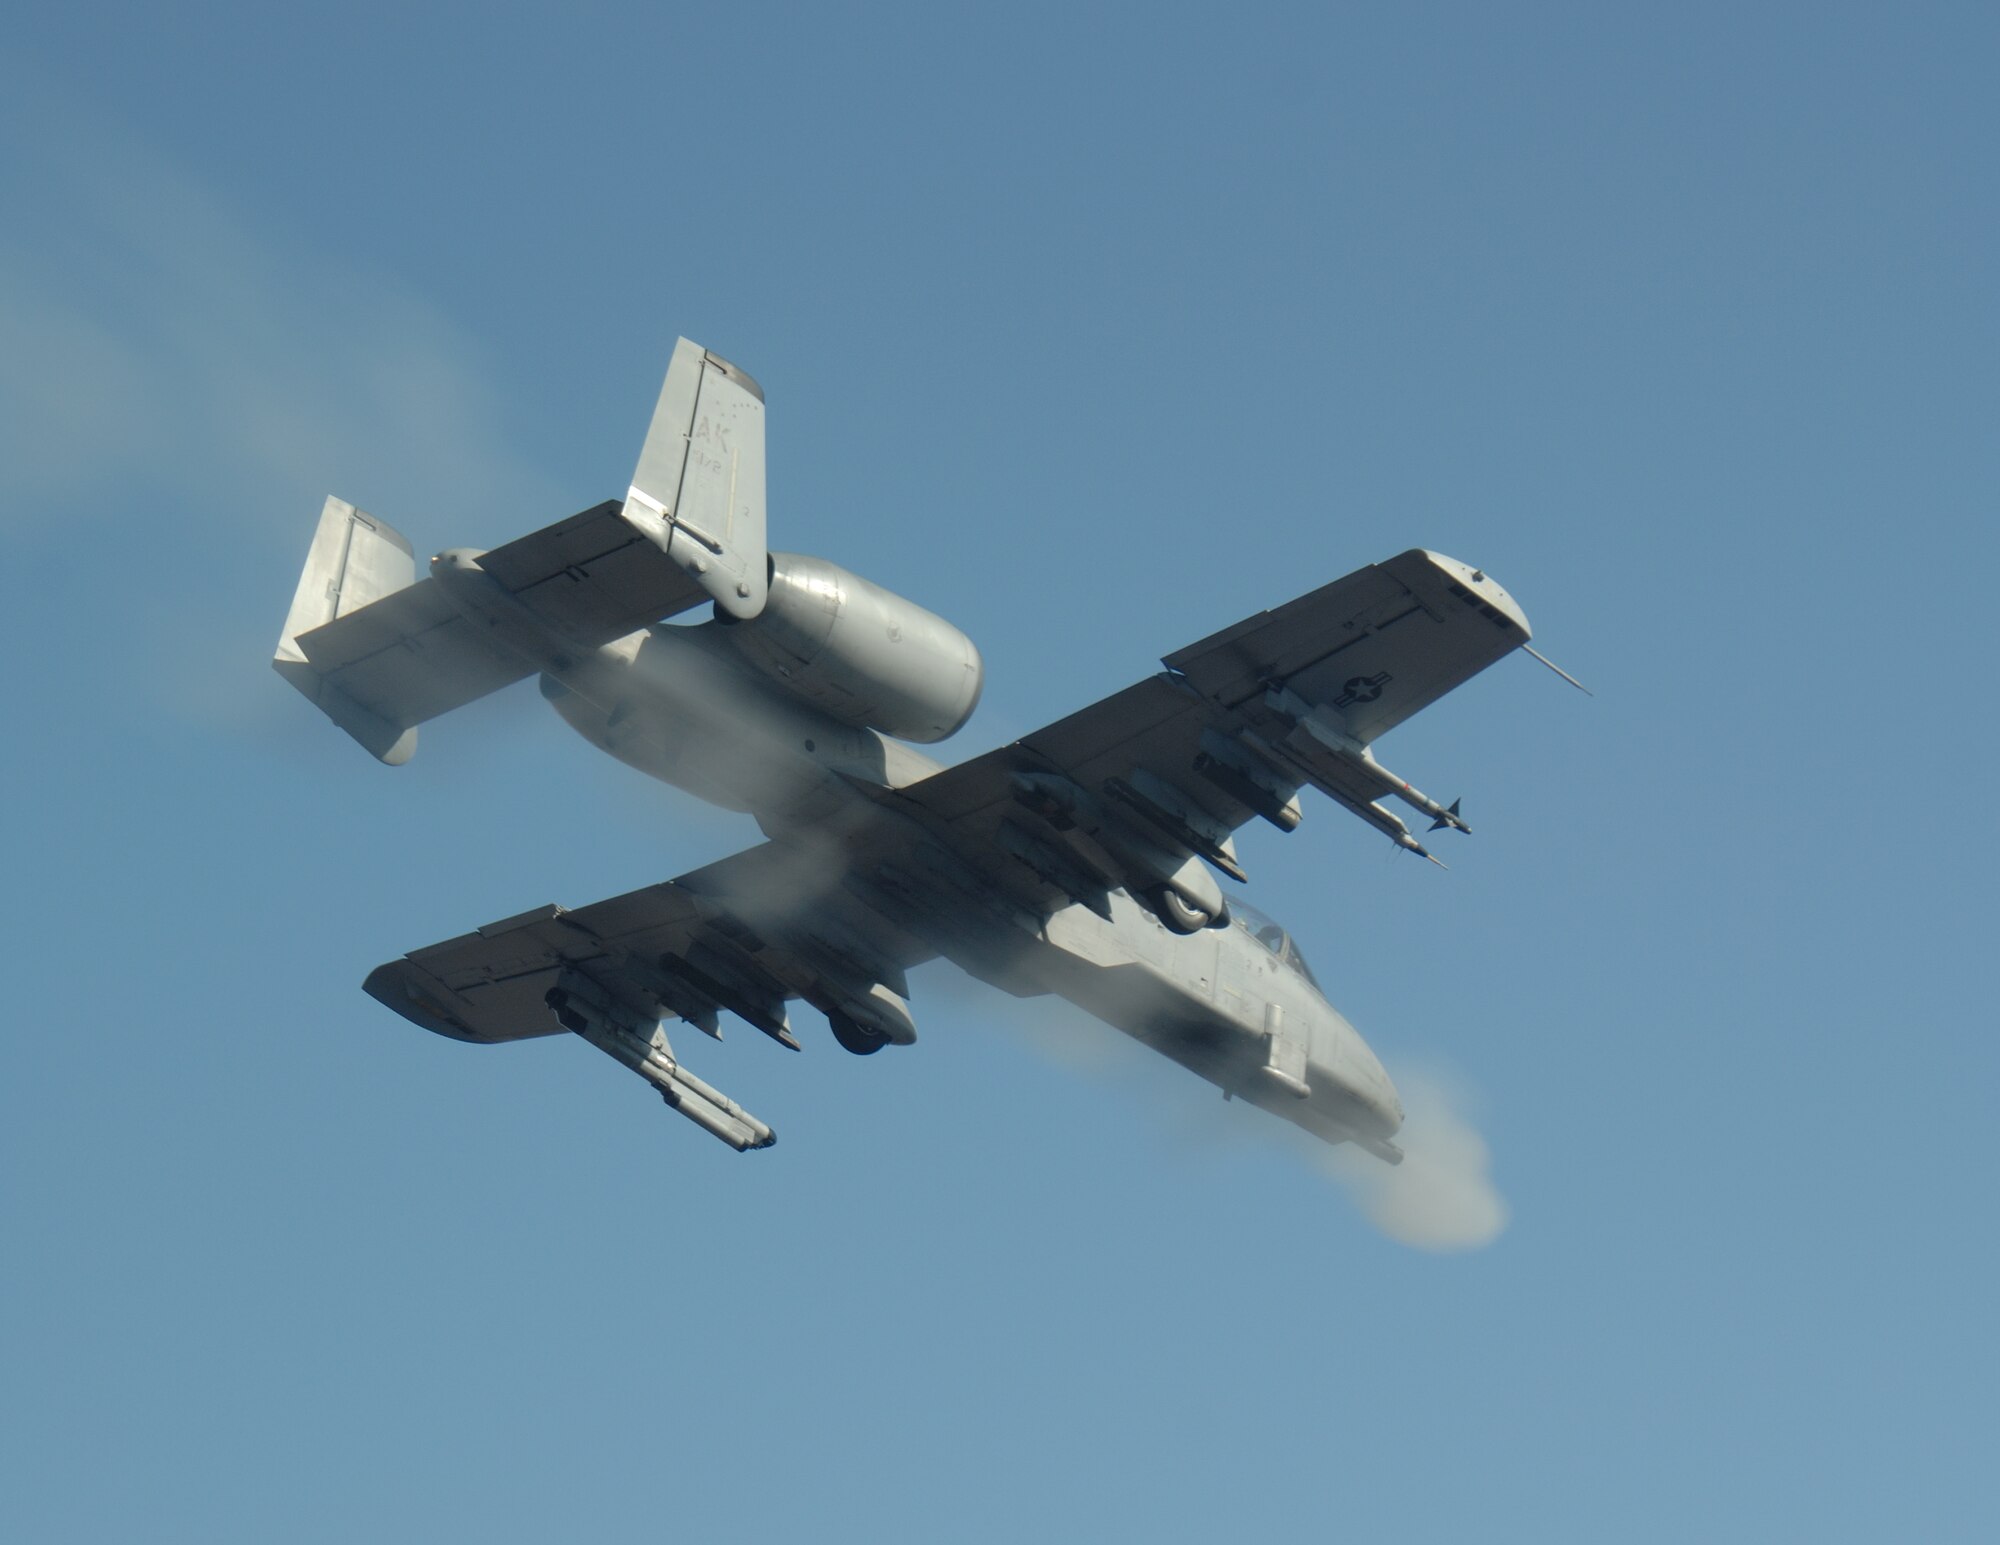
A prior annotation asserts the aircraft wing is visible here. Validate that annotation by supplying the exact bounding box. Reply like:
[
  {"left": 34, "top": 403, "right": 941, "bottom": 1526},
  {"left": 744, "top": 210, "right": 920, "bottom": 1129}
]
[
  {"left": 1161, "top": 548, "right": 1529, "bottom": 745},
  {"left": 364, "top": 836, "right": 936, "bottom": 1142},
  {"left": 876, "top": 548, "right": 1532, "bottom": 908}
]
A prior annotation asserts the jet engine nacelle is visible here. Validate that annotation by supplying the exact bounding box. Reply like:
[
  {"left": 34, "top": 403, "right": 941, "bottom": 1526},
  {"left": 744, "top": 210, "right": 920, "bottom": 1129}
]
[{"left": 715, "top": 552, "right": 983, "bottom": 743}]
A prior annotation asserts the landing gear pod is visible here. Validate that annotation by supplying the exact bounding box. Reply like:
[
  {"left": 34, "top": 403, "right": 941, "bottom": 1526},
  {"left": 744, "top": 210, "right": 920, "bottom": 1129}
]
[{"left": 820, "top": 981, "right": 917, "bottom": 1054}]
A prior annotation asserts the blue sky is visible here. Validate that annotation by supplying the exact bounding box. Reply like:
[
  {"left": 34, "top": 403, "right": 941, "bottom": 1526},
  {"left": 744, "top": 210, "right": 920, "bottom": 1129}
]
[{"left": 4, "top": 4, "right": 1996, "bottom": 1540}]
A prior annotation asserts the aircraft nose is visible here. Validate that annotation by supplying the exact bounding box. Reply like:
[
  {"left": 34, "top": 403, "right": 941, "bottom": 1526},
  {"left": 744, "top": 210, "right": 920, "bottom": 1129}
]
[
  {"left": 1350, "top": 1054, "right": 1404, "bottom": 1139},
  {"left": 1312, "top": 1010, "right": 1404, "bottom": 1140}
]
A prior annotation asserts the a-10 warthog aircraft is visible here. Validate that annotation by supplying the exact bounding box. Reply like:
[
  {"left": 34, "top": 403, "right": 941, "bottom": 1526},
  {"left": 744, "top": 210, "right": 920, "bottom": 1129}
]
[{"left": 276, "top": 339, "right": 1550, "bottom": 1161}]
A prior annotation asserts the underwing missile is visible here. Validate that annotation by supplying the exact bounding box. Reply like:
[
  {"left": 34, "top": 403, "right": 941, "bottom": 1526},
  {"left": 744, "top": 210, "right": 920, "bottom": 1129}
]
[
  {"left": 1306, "top": 720, "right": 1467, "bottom": 833},
  {"left": 1263, "top": 687, "right": 1469, "bottom": 837},
  {"left": 1319, "top": 787, "right": 1448, "bottom": 868},
  {"left": 1396, "top": 831, "right": 1448, "bottom": 869},
  {"left": 1376, "top": 775, "right": 1469, "bottom": 835},
  {"left": 1427, "top": 798, "right": 1467, "bottom": 835}
]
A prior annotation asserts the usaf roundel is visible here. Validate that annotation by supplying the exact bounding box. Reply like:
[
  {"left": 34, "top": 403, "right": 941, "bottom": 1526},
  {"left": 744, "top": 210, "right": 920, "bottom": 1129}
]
[{"left": 1331, "top": 672, "right": 1393, "bottom": 710}]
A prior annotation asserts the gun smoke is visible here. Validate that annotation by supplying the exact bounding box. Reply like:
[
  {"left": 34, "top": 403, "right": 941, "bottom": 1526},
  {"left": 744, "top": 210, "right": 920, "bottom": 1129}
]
[
  {"left": 977, "top": 979, "right": 1510, "bottom": 1251},
  {"left": 1325, "top": 1067, "right": 1508, "bottom": 1251}
]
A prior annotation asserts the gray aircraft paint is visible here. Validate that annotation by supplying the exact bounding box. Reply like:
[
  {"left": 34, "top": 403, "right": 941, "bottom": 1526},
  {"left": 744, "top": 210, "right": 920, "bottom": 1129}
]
[{"left": 277, "top": 339, "right": 1533, "bottom": 1162}]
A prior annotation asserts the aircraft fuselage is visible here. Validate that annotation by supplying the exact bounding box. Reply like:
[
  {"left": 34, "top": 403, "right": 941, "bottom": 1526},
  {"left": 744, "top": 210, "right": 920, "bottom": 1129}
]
[{"left": 532, "top": 617, "right": 1404, "bottom": 1156}]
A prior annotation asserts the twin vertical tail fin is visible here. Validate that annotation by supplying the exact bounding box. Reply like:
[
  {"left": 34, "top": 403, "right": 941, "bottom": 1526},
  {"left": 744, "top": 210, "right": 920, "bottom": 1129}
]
[
  {"left": 274, "top": 338, "right": 772, "bottom": 765},
  {"left": 276, "top": 496, "right": 417, "bottom": 640},
  {"left": 272, "top": 497, "right": 424, "bottom": 764},
  {"left": 619, "top": 337, "right": 770, "bottom": 620}
]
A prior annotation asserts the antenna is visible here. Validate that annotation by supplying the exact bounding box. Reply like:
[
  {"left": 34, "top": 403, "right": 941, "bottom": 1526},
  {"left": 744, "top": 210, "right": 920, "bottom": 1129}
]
[{"left": 1523, "top": 643, "right": 1592, "bottom": 697}]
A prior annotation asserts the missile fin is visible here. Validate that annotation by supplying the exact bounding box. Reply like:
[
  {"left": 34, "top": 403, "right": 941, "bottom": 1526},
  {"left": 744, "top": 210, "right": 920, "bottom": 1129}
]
[{"left": 1428, "top": 798, "right": 1469, "bottom": 835}]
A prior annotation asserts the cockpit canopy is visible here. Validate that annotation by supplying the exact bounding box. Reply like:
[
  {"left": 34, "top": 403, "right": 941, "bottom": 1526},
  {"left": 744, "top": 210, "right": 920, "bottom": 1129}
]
[{"left": 1228, "top": 898, "right": 1324, "bottom": 993}]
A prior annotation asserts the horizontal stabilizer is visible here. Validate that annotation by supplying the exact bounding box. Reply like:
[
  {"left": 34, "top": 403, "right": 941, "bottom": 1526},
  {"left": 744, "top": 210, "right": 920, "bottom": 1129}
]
[{"left": 275, "top": 496, "right": 713, "bottom": 762}]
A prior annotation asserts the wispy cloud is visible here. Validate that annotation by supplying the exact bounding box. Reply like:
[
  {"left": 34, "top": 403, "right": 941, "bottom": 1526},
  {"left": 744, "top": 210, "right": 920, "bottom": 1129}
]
[
  {"left": 0, "top": 71, "right": 575, "bottom": 744},
  {"left": 0, "top": 77, "right": 561, "bottom": 531}
]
